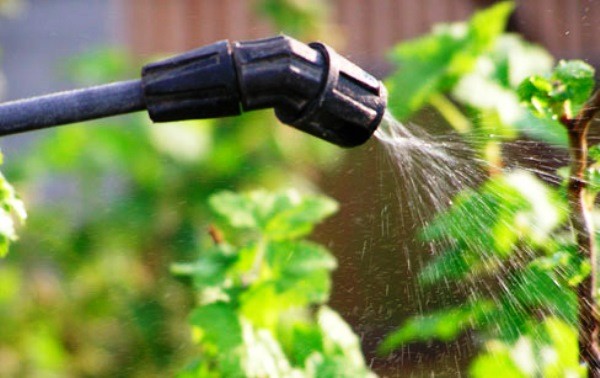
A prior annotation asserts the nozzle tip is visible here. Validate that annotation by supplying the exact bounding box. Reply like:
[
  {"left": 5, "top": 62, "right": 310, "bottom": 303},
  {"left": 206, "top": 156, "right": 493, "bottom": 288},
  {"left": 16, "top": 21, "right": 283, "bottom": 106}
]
[{"left": 276, "top": 41, "right": 387, "bottom": 147}]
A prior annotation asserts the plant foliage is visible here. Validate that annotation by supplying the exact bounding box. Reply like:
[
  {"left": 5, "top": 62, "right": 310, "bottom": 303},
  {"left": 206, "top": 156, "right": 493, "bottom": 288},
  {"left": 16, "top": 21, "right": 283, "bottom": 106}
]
[
  {"left": 0, "top": 1, "right": 343, "bottom": 374},
  {"left": 381, "top": 1, "right": 596, "bottom": 376},
  {"left": 0, "top": 152, "right": 25, "bottom": 257},
  {"left": 173, "top": 190, "right": 375, "bottom": 377}
]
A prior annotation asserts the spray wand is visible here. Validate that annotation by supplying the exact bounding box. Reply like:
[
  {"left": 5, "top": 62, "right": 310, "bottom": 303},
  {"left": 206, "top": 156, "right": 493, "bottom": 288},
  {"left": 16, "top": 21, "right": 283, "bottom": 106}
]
[{"left": 0, "top": 35, "right": 387, "bottom": 148}]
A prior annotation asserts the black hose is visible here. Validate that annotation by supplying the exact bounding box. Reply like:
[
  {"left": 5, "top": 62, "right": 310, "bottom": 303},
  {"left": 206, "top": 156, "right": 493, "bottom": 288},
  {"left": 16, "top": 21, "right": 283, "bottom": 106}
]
[{"left": 0, "top": 79, "right": 145, "bottom": 136}]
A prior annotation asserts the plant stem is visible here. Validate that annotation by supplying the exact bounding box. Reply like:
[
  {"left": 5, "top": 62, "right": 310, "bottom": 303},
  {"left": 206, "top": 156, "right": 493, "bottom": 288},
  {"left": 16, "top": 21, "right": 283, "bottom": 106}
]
[
  {"left": 563, "top": 90, "right": 600, "bottom": 376},
  {"left": 483, "top": 140, "right": 503, "bottom": 176},
  {"left": 428, "top": 93, "right": 472, "bottom": 133}
]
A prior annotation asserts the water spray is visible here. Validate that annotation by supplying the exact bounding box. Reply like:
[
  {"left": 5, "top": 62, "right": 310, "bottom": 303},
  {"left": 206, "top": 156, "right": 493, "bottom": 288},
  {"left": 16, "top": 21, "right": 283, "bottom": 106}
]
[{"left": 0, "top": 35, "right": 387, "bottom": 148}]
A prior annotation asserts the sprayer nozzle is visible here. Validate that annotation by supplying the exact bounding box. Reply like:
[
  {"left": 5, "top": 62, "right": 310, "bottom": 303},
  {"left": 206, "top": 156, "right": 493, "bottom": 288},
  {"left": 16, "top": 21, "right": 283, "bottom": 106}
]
[{"left": 142, "top": 35, "right": 387, "bottom": 148}]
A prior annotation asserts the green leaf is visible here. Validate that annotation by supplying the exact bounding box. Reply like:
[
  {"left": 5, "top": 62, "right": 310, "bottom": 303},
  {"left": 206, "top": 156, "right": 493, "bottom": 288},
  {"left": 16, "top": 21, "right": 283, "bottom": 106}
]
[
  {"left": 470, "top": 318, "right": 585, "bottom": 377},
  {"left": 267, "top": 240, "right": 337, "bottom": 277},
  {"left": 209, "top": 191, "right": 259, "bottom": 229},
  {"left": 469, "top": 340, "right": 530, "bottom": 378},
  {"left": 267, "top": 241, "right": 337, "bottom": 310},
  {"left": 531, "top": 246, "right": 590, "bottom": 287},
  {"left": 239, "top": 283, "right": 281, "bottom": 329},
  {"left": 517, "top": 75, "right": 555, "bottom": 118},
  {"left": 0, "top": 167, "right": 26, "bottom": 257},
  {"left": 176, "top": 359, "right": 218, "bottom": 378},
  {"left": 189, "top": 302, "right": 244, "bottom": 376},
  {"left": 553, "top": 60, "right": 595, "bottom": 113},
  {"left": 450, "top": 35, "right": 567, "bottom": 146},
  {"left": 306, "top": 354, "right": 376, "bottom": 378},
  {"left": 468, "top": 1, "right": 516, "bottom": 48},
  {"left": 278, "top": 269, "right": 332, "bottom": 305},
  {"left": 513, "top": 110, "right": 567, "bottom": 147},
  {"left": 240, "top": 321, "right": 301, "bottom": 377},
  {"left": 378, "top": 300, "right": 494, "bottom": 352},
  {"left": 542, "top": 318, "right": 584, "bottom": 376},
  {"left": 497, "top": 34, "right": 554, "bottom": 88},
  {"left": 316, "top": 306, "right": 374, "bottom": 377},
  {"left": 209, "top": 190, "right": 338, "bottom": 237},
  {"left": 468, "top": 262, "right": 577, "bottom": 343},
  {"left": 387, "top": 1, "right": 514, "bottom": 120},
  {"left": 419, "top": 171, "right": 564, "bottom": 284},
  {"left": 589, "top": 145, "right": 600, "bottom": 162},
  {"left": 421, "top": 261, "right": 577, "bottom": 345},
  {"left": 417, "top": 244, "right": 476, "bottom": 285},
  {"left": 240, "top": 269, "right": 333, "bottom": 329},
  {"left": 188, "top": 189, "right": 368, "bottom": 376},
  {"left": 506, "top": 264, "right": 577, "bottom": 325},
  {"left": 265, "top": 195, "right": 338, "bottom": 240},
  {"left": 284, "top": 321, "right": 324, "bottom": 367},
  {"left": 386, "top": 24, "right": 468, "bottom": 120},
  {"left": 171, "top": 244, "right": 239, "bottom": 290},
  {"left": 518, "top": 59, "right": 595, "bottom": 120}
]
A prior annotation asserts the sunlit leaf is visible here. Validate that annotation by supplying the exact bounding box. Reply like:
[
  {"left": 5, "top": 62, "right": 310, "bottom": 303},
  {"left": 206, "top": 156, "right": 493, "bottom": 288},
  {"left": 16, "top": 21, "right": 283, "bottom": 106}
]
[
  {"left": 267, "top": 240, "right": 337, "bottom": 276},
  {"left": 0, "top": 164, "right": 26, "bottom": 257},
  {"left": 505, "top": 264, "right": 577, "bottom": 325},
  {"left": 420, "top": 171, "right": 565, "bottom": 284},
  {"left": 532, "top": 246, "right": 590, "bottom": 287},
  {"left": 471, "top": 318, "right": 585, "bottom": 377},
  {"left": 589, "top": 145, "right": 600, "bottom": 162},
  {"left": 283, "top": 321, "right": 324, "bottom": 367},
  {"left": 451, "top": 35, "right": 566, "bottom": 146},
  {"left": 470, "top": 339, "right": 531, "bottom": 378},
  {"left": 417, "top": 244, "right": 476, "bottom": 285},
  {"left": 171, "top": 244, "right": 239, "bottom": 291},
  {"left": 314, "top": 306, "right": 376, "bottom": 377},
  {"left": 513, "top": 110, "right": 567, "bottom": 147},
  {"left": 189, "top": 302, "right": 245, "bottom": 376},
  {"left": 240, "top": 283, "right": 282, "bottom": 329},
  {"left": 378, "top": 300, "right": 494, "bottom": 351},
  {"left": 518, "top": 59, "right": 595, "bottom": 120},
  {"left": 265, "top": 195, "right": 338, "bottom": 240},
  {"left": 553, "top": 60, "right": 595, "bottom": 113},
  {"left": 240, "top": 321, "right": 301, "bottom": 377},
  {"left": 387, "top": 1, "right": 515, "bottom": 120},
  {"left": 209, "top": 191, "right": 260, "bottom": 229},
  {"left": 497, "top": 34, "right": 554, "bottom": 88},
  {"left": 209, "top": 190, "right": 337, "bottom": 238},
  {"left": 240, "top": 270, "right": 332, "bottom": 329}
]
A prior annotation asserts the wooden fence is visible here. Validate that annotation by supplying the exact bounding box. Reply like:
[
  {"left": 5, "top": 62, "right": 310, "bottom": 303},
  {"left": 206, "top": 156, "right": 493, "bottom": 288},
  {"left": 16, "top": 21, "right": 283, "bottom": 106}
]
[{"left": 119, "top": 0, "right": 600, "bottom": 75}]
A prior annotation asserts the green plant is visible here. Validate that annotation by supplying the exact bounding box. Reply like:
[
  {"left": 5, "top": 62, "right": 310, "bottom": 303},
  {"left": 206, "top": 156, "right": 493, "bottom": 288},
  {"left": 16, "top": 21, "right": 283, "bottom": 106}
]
[
  {"left": 173, "top": 189, "right": 375, "bottom": 377},
  {"left": 519, "top": 60, "right": 600, "bottom": 373},
  {"left": 0, "top": 0, "right": 27, "bottom": 257},
  {"left": 0, "top": 152, "right": 25, "bottom": 257},
  {"left": 0, "top": 2, "right": 348, "bottom": 376},
  {"left": 0, "top": 53, "right": 340, "bottom": 375},
  {"left": 380, "top": 1, "right": 600, "bottom": 376}
]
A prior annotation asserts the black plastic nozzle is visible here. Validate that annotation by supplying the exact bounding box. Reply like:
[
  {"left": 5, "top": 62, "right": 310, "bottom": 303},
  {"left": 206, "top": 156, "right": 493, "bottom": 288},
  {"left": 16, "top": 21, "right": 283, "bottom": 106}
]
[
  {"left": 142, "top": 40, "right": 241, "bottom": 121},
  {"left": 0, "top": 35, "right": 386, "bottom": 148},
  {"left": 142, "top": 35, "right": 387, "bottom": 147}
]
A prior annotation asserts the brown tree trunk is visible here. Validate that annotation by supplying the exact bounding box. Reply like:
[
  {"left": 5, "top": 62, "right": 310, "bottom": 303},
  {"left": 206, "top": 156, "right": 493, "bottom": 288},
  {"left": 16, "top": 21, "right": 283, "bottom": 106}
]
[{"left": 563, "top": 90, "right": 600, "bottom": 376}]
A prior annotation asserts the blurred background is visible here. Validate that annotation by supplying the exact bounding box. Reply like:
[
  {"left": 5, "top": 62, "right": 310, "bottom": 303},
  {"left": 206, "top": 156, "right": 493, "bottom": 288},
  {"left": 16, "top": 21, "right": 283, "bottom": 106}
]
[{"left": 0, "top": 0, "right": 598, "bottom": 376}]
